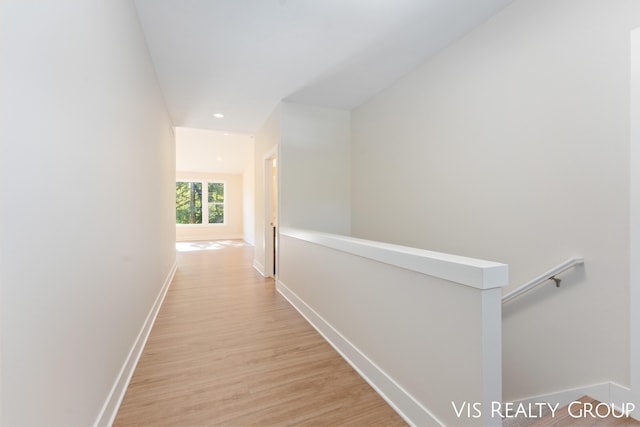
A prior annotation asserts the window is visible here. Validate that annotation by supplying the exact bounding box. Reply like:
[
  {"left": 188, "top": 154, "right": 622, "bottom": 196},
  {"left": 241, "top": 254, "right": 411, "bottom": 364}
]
[
  {"left": 176, "top": 182, "right": 202, "bottom": 224},
  {"left": 176, "top": 181, "right": 224, "bottom": 225},
  {"left": 208, "top": 182, "right": 224, "bottom": 224}
]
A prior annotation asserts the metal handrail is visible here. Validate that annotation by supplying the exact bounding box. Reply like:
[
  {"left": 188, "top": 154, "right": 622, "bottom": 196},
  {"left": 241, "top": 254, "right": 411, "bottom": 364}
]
[{"left": 502, "top": 257, "right": 584, "bottom": 304}]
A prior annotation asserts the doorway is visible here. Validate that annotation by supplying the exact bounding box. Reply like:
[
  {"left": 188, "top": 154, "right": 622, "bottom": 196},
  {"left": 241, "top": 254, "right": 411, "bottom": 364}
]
[{"left": 264, "top": 147, "right": 278, "bottom": 279}]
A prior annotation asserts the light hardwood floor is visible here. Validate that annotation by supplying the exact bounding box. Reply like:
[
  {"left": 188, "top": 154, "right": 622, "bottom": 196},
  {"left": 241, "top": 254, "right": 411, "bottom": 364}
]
[
  {"left": 528, "top": 396, "right": 640, "bottom": 427},
  {"left": 113, "top": 241, "right": 407, "bottom": 427}
]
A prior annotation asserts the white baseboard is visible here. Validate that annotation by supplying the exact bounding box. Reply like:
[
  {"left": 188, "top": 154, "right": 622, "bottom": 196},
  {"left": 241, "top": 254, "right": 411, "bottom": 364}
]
[
  {"left": 276, "top": 280, "right": 443, "bottom": 427},
  {"left": 253, "top": 259, "right": 266, "bottom": 277},
  {"left": 93, "top": 260, "right": 178, "bottom": 427}
]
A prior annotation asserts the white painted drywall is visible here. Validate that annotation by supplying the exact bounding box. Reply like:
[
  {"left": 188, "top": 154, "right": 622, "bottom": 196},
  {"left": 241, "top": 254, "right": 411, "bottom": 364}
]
[
  {"left": 278, "top": 233, "right": 502, "bottom": 426},
  {"left": 280, "top": 102, "right": 351, "bottom": 235},
  {"left": 0, "top": 1, "right": 176, "bottom": 425},
  {"left": 243, "top": 157, "right": 256, "bottom": 245},
  {"left": 175, "top": 172, "right": 244, "bottom": 241},
  {"left": 351, "top": 0, "right": 640, "bottom": 402},
  {"left": 630, "top": 26, "right": 640, "bottom": 420},
  {"left": 175, "top": 127, "right": 253, "bottom": 175},
  {"left": 253, "top": 105, "right": 281, "bottom": 275}
]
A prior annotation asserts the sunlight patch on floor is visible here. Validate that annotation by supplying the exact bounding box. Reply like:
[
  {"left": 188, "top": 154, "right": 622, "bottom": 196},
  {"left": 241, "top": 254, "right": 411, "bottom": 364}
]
[{"left": 175, "top": 240, "right": 249, "bottom": 252}]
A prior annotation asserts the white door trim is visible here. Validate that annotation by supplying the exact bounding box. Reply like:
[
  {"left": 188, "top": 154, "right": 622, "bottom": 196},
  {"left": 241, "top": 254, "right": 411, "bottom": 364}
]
[{"left": 263, "top": 145, "right": 279, "bottom": 279}]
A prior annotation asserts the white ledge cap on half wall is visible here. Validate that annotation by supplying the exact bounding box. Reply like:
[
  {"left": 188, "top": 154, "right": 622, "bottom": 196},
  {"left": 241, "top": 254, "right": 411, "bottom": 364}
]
[{"left": 279, "top": 227, "right": 508, "bottom": 290}]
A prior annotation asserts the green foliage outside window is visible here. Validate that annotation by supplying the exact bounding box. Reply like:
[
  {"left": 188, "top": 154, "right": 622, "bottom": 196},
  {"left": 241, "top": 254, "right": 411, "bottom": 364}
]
[
  {"left": 176, "top": 182, "right": 202, "bottom": 224},
  {"left": 175, "top": 181, "right": 224, "bottom": 224},
  {"left": 208, "top": 182, "right": 224, "bottom": 224}
]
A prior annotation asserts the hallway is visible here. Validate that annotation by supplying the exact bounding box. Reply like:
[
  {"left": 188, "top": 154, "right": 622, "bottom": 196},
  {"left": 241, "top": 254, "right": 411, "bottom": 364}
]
[{"left": 113, "top": 241, "right": 406, "bottom": 426}]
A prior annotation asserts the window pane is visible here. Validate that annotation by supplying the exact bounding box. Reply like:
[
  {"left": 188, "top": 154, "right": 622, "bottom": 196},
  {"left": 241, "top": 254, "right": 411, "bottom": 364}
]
[
  {"left": 208, "top": 203, "right": 224, "bottom": 224},
  {"left": 176, "top": 182, "right": 202, "bottom": 224},
  {"left": 208, "top": 182, "right": 224, "bottom": 203}
]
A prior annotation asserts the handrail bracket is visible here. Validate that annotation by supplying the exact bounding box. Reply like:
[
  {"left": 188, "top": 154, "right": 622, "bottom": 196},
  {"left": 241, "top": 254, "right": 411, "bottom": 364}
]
[{"left": 502, "top": 257, "right": 583, "bottom": 304}]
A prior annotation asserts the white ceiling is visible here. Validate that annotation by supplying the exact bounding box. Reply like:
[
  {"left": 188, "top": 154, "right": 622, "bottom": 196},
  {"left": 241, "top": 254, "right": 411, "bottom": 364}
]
[{"left": 134, "top": 0, "right": 514, "bottom": 135}]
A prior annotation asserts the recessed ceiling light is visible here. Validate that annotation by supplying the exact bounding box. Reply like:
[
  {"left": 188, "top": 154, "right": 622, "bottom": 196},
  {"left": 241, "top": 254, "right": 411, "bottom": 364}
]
[{"left": 212, "top": 113, "right": 224, "bottom": 118}]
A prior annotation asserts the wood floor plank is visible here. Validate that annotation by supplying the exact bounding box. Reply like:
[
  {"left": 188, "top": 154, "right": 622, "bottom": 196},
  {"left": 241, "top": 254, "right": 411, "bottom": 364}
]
[{"left": 114, "top": 241, "right": 407, "bottom": 427}]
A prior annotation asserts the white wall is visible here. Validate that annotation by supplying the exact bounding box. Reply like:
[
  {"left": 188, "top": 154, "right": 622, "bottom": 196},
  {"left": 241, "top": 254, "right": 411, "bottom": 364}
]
[
  {"left": 175, "top": 172, "right": 244, "bottom": 241},
  {"left": 253, "top": 106, "right": 281, "bottom": 276},
  {"left": 278, "top": 230, "right": 505, "bottom": 426},
  {"left": 280, "top": 102, "right": 351, "bottom": 235},
  {"left": 243, "top": 157, "right": 256, "bottom": 245},
  {"left": 253, "top": 102, "right": 350, "bottom": 276},
  {"left": 351, "top": 0, "right": 640, "bottom": 402},
  {"left": 175, "top": 127, "right": 254, "bottom": 242},
  {"left": 0, "top": 1, "right": 176, "bottom": 426},
  {"left": 630, "top": 26, "right": 640, "bottom": 419},
  {"left": 175, "top": 127, "right": 254, "bottom": 176}
]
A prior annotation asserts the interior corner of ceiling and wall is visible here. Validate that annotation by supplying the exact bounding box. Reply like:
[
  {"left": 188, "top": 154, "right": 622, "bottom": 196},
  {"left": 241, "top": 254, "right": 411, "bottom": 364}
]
[{"left": 132, "top": 0, "right": 515, "bottom": 134}]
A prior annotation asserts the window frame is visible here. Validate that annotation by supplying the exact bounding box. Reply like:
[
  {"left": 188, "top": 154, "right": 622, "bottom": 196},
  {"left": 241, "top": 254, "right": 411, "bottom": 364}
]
[
  {"left": 175, "top": 179, "right": 226, "bottom": 226},
  {"left": 206, "top": 182, "right": 225, "bottom": 225}
]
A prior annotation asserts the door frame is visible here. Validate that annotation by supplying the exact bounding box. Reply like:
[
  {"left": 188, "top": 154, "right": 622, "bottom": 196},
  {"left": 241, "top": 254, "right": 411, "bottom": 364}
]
[{"left": 263, "top": 145, "right": 278, "bottom": 279}]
